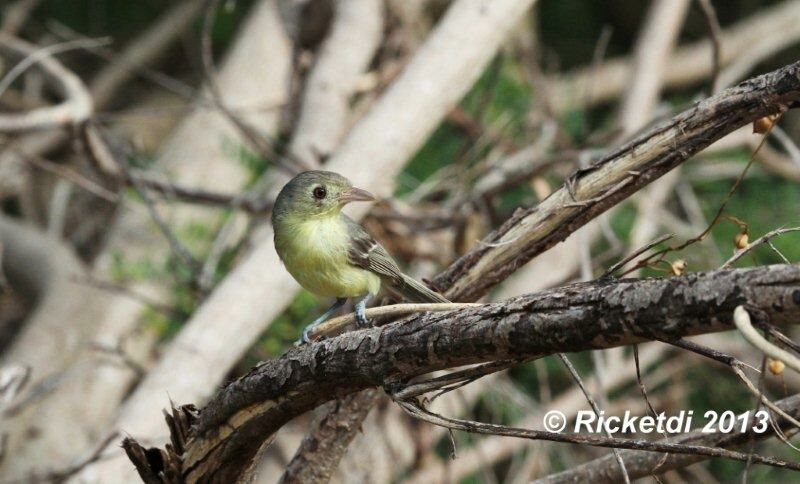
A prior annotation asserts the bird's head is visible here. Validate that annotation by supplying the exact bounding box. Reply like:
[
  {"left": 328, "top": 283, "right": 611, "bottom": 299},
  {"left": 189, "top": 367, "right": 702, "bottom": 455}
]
[{"left": 273, "top": 170, "right": 375, "bottom": 221}]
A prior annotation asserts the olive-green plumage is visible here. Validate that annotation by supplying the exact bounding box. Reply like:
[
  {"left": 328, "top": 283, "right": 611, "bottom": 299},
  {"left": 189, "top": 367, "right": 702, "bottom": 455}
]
[{"left": 272, "top": 171, "right": 449, "bottom": 304}]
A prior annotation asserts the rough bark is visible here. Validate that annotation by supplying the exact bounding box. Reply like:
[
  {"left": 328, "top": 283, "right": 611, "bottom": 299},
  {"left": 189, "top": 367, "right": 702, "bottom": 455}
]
[{"left": 129, "top": 263, "right": 800, "bottom": 482}]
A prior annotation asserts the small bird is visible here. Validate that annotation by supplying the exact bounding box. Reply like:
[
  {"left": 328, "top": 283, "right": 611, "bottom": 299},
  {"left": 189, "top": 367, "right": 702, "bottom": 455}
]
[{"left": 273, "top": 171, "right": 449, "bottom": 342}]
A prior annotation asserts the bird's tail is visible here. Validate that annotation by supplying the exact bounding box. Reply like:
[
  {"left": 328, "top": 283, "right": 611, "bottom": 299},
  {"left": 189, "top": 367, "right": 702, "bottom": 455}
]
[{"left": 391, "top": 273, "right": 450, "bottom": 303}]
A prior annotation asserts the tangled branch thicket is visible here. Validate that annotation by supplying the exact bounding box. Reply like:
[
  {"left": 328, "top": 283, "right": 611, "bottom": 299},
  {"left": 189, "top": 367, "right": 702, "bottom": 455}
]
[{"left": 1, "top": 1, "right": 800, "bottom": 483}]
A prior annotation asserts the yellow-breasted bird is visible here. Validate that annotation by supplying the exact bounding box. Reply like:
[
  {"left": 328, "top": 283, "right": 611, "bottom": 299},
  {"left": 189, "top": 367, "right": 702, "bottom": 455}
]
[{"left": 272, "top": 171, "right": 449, "bottom": 342}]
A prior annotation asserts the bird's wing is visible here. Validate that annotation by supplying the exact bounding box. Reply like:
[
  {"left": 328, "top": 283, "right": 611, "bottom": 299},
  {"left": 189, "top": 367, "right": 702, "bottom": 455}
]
[
  {"left": 343, "top": 215, "right": 405, "bottom": 285},
  {"left": 343, "top": 215, "right": 450, "bottom": 303}
]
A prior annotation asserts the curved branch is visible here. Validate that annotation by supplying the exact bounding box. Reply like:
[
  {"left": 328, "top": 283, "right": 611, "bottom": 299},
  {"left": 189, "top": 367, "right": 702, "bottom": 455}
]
[
  {"left": 129, "top": 263, "right": 800, "bottom": 481},
  {"left": 0, "top": 35, "right": 94, "bottom": 132}
]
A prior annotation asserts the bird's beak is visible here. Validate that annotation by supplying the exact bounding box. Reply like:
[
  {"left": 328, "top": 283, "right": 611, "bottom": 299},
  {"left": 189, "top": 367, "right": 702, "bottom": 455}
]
[{"left": 339, "top": 186, "right": 376, "bottom": 205}]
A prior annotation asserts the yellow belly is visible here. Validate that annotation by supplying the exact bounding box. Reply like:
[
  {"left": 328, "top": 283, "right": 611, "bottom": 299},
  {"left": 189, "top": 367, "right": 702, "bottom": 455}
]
[{"left": 275, "top": 216, "right": 381, "bottom": 298}]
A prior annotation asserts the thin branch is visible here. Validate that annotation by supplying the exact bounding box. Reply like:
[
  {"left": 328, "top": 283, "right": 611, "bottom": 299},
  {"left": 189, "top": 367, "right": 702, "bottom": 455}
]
[
  {"left": 0, "top": 35, "right": 97, "bottom": 131},
  {"left": 0, "top": 37, "right": 110, "bottom": 98},
  {"left": 200, "top": 0, "right": 306, "bottom": 174},
  {"left": 307, "top": 302, "right": 483, "bottom": 341},
  {"left": 617, "top": 113, "right": 782, "bottom": 277},
  {"left": 558, "top": 353, "right": 631, "bottom": 484},
  {"left": 722, "top": 227, "right": 800, "bottom": 269},
  {"left": 603, "top": 233, "right": 674, "bottom": 277},
  {"left": 535, "top": 393, "right": 800, "bottom": 484},
  {"left": 396, "top": 399, "right": 800, "bottom": 472},
  {"left": 697, "top": 0, "right": 723, "bottom": 93}
]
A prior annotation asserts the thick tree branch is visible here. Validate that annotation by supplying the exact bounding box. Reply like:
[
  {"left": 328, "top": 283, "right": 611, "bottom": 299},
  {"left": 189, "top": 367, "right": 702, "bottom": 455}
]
[
  {"left": 433, "top": 60, "right": 800, "bottom": 301},
  {"left": 278, "top": 389, "right": 380, "bottom": 484},
  {"left": 128, "top": 263, "right": 800, "bottom": 481}
]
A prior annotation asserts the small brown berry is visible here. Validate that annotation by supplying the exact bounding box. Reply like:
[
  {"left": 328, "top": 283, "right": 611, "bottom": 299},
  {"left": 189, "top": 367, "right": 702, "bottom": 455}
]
[
  {"left": 768, "top": 358, "right": 785, "bottom": 376},
  {"left": 753, "top": 114, "right": 778, "bottom": 134},
  {"left": 734, "top": 232, "right": 749, "bottom": 250}
]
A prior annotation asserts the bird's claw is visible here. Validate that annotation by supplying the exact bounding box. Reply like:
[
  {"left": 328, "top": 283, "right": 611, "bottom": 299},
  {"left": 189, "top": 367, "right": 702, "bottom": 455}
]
[{"left": 355, "top": 314, "right": 370, "bottom": 328}]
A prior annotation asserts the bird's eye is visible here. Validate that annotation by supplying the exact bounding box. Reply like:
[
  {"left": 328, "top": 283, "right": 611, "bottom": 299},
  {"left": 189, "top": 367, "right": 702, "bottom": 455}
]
[{"left": 312, "top": 186, "right": 327, "bottom": 199}]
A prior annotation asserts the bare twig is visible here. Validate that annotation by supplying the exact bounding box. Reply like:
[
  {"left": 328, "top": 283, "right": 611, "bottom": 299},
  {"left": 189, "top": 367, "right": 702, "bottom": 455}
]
[
  {"left": 603, "top": 233, "right": 674, "bottom": 277},
  {"left": 558, "top": 353, "right": 631, "bottom": 484},
  {"left": 115, "top": 157, "right": 201, "bottom": 273},
  {"left": 23, "top": 432, "right": 120, "bottom": 484},
  {"left": 396, "top": 400, "right": 800, "bottom": 472},
  {"left": 618, "top": 114, "right": 782, "bottom": 277},
  {"left": 200, "top": 0, "right": 305, "bottom": 174},
  {"left": 697, "top": 0, "right": 723, "bottom": 94},
  {"left": 618, "top": 0, "right": 689, "bottom": 133},
  {"left": 307, "top": 302, "right": 483, "bottom": 340},
  {"left": 0, "top": 35, "right": 97, "bottom": 131},
  {"left": 722, "top": 227, "right": 800, "bottom": 268},
  {"left": 535, "top": 393, "right": 800, "bottom": 484}
]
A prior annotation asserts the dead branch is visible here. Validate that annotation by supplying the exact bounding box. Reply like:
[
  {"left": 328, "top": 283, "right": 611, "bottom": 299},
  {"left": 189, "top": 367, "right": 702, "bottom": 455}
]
[
  {"left": 722, "top": 227, "right": 800, "bottom": 269},
  {"left": 403, "top": 345, "right": 669, "bottom": 483},
  {"left": 396, "top": 399, "right": 800, "bottom": 473},
  {"left": 278, "top": 389, "right": 380, "bottom": 484},
  {"left": 433, "top": 60, "right": 800, "bottom": 302},
  {"left": 128, "top": 263, "right": 800, "bottom": 481},
  {"left": 697, "top": 0, "right": 723, "bottom": 93},
  {"left": 0, "top": 35, "right": 94, "bottom": 132}
]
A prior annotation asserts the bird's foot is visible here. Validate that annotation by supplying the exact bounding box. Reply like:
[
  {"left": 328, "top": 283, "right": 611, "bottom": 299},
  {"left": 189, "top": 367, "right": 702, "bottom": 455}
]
[
  {"left": 296, "top": 297, "right": 348, "bottom": 344},
  {"left": 354, "top": 294, "right": 372, "bottom": 328}
]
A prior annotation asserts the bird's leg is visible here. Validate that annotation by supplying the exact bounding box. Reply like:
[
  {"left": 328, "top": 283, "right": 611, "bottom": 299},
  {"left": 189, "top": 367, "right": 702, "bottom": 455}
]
[
  {"left": 300, "top": 298, "right": 347, "bottom": 344},
  {"left": 354, "top": 294, "right": 372, "bottom": 328}
]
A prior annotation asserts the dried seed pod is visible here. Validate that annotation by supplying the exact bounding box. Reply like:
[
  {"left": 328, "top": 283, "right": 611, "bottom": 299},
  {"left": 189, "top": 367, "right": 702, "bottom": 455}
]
[
  {"left": 768, "top": 358, "right": 785, "bottom": 376},
  {"left": 670, "top": 259, "right": 687, "bottom": 276},
  {"left": 734, "top": 232, "right": 749, "bottom": 250},
  {"left": 753, "top": 114, "right": 779, "bottom": 134}
]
